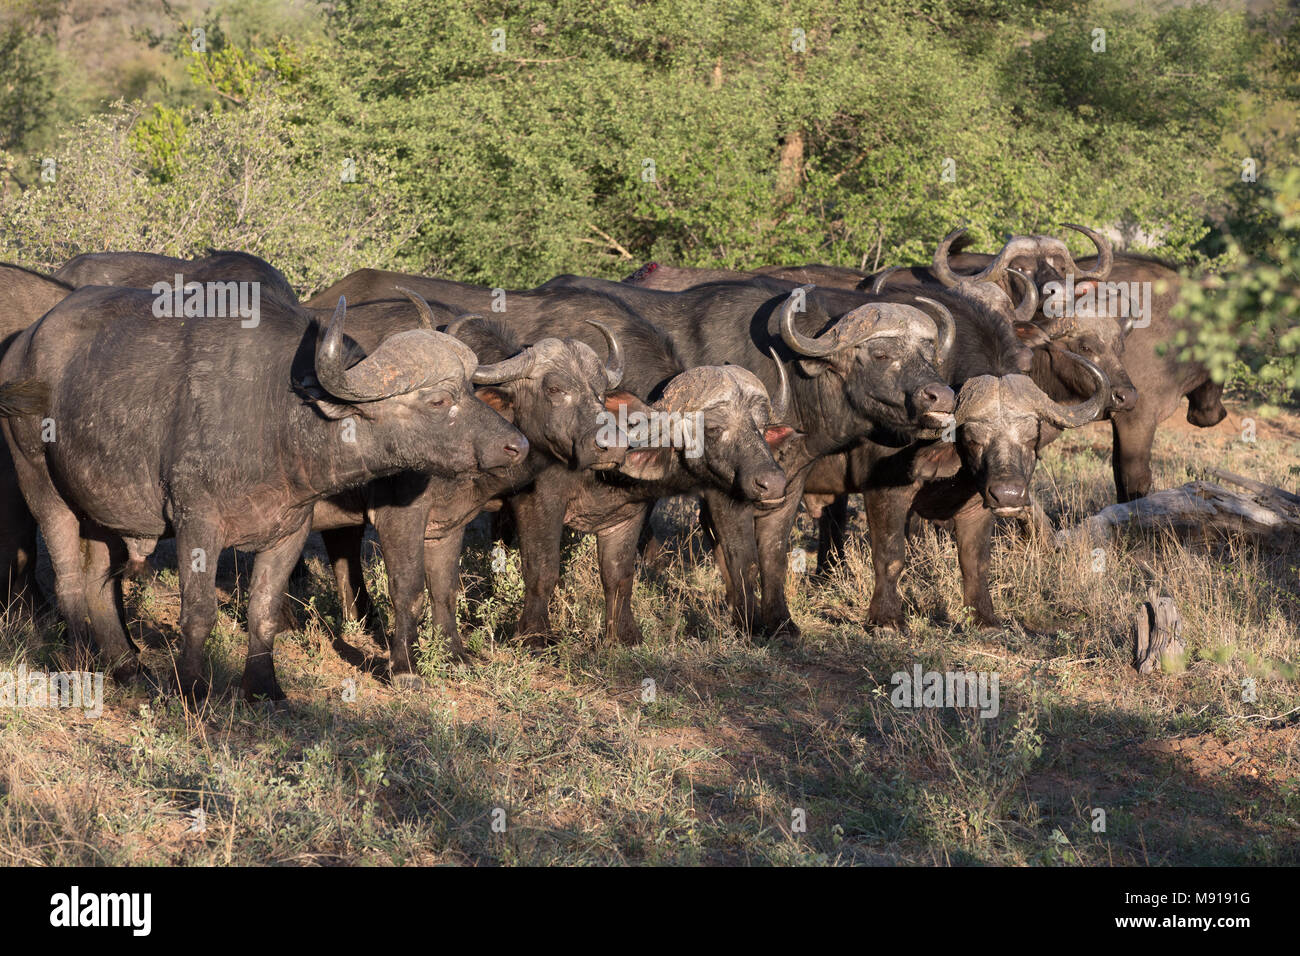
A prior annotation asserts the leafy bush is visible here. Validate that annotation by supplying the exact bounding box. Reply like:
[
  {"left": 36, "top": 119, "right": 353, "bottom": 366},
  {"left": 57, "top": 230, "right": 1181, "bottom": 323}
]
[
  {"left": 0, "top": 96, "right": 419, "bottom": 296},
  {"left": 1177, "top": 168, "right": 1300, "bottom": 403}
]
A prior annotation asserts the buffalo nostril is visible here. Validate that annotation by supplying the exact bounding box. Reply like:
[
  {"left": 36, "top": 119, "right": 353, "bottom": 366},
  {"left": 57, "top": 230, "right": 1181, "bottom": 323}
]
[
  {"left": 752, "top": 473, "right": 787, "bottom": 500},
  {"left": 503, "top": 437, "right": 529, "bottom": 460},
  {"left": 1112, "top": 387, "right": 1137, "bottom": 410},
  {"left": 917, "top": 384, "right": 956, "bottom": 413},
  {"left": 988, "top": 482, "right": 1027, "bottom": 506}
]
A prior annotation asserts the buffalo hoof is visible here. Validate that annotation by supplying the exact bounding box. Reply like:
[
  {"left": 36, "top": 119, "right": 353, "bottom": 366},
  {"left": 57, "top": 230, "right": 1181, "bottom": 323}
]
[
  {"left": 608, "top": 619, "right": 644, "bottom": 647},
  {"left": 870, "top": 622, "right": 903, "bottom": 638},
  {"left": 763, "top": 617, "right": 801, "bottom": 646},
  {"left": 867, "top": 612, "right": 907, "bottom": 637},
  {"left": 239, "top": 674, "right": 285, "bottom": 703},
  {"left": 519, "top": 629, "right": 560, "bottom": 649},
  {"left": 109, "top": 656, "right": 146, "bottom": 684},
  {"left": 448, "top": 644, "right": 480, "bottom": 663},
  {"left": 178, "top": 675, "right": 211, "bottom": 704},
  {"left": 391, "top": 671, "right": 425, "bottom": 693},
  {"left": 962, "top": 613, "right": 1005, "bottom": 636}
]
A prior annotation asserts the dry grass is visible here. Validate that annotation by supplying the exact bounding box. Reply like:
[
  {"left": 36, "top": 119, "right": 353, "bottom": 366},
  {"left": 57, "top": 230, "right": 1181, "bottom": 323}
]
[{"left": 1, "top": 399, "right": 1298, "bottom": 866}]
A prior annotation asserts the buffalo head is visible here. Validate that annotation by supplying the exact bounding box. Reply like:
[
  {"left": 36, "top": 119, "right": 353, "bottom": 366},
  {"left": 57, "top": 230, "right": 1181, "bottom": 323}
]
[
  {"left": 306, "top": 295, "right": 529, "bottom": 476},
  {"left": 1014, "top": 317, "right": 1137, "bottom": 413},
  {"left": 776, "top": 285, "right": 956, "bottom": 435},
  {"left": 947, "top": 354, "right": 1109, "bottom": 516},
  {"left": 932, "top": 223, "right": 1113, "bottom": 293},
  {"left": 443, "top": 311, "right": 628, "bottom": 471},
  {"left": 608, "top": 355, "right": 794, "bottom": 505}
]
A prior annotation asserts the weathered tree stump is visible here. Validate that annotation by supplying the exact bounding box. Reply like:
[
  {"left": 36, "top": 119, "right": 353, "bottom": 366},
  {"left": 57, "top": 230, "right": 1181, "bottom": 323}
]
[{"left": 1134, "top": 590, "right": 1185, "bottom": 674}]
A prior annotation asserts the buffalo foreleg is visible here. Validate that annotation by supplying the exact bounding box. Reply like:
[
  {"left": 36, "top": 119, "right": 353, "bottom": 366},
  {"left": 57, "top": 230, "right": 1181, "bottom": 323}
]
[
  {"left": 424, "top": 526, "right": 469, "bottom": 659},
  {"left": 509, "top": 483, "right": 567, "bottom": 646},
  {"left": 596, "top": 511, "right": 647, "bottom": 646},
  {"left": 370, "top": 503, "right": 432, "bottom": 689},
  {"left": 701, "top": 489, "right": 761, "bottom": 636},
  {"left": 952, "top": 500, "right": 998, "bottom": 629},
  {"left": 1111, "top": 410, "right": 1158, "bottom": 503},
  {"left": 864, "top": 485, "right": 912, "bottom": 632},
  {"left": 754, "top": 487, "right": 804, "bottom": 640}
]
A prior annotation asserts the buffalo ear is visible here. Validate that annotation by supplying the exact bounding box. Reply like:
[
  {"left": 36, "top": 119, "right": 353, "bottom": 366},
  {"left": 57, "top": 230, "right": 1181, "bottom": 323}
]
[
  {"left": 796, "top": 348, "right": 856, "bottom": 378},
  {"left": 604, "top": 390, "right": 650, "bottom": 417},
  {"left": 476, "top": 386, "right": 515, "bottom": 422},
  {"left": 764, "top": 424, "right": 797, "bottom": 449},
  {"left": 618, "top": 446, "right": 672, "bottom": 481},
  {"left": 1014, "top": 322, "right": 1051, "bottom": 349},
  {"left": 910, "top": 442, "right": 962, "bottom": 481},
  {"left": 294, "top": 379, "right": 369, "bottom": 421}
]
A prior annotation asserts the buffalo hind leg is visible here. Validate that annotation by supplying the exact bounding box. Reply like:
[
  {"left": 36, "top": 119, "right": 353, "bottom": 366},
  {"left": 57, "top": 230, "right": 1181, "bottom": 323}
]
[
  {"left": 815, "top": 494, "right": 850, "bottom": 577},
  {"left": 29, "top": 499, "right": 139, "bottom": 679},
  {"left": 82, "top": 534, "right": 143, "bottom": 682},
  {"left": 174, "top": 522, "right": 222, "bottom": 700},
  {"left": 320, "top": 525, "right": 374, "bottom": 627},
  {"left": 1, "top": 509, "right": 46, "bottom": 616},
  {"left": 242, "top": 522, "right": 313, "bottom": 702},
  {"left": 597, "top": 511, "right": 647, "bottom": 646}
]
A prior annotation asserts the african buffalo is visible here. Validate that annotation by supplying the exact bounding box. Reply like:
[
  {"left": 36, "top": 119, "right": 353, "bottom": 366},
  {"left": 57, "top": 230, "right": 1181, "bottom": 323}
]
[
  {"left": 54, "top": 249, "right": 300, "bottom": 307},
  {"left": 0, "top": 288, "right": 527, "bottom": 699},
  {"left": 0, "top": 263, "right": 74, "bottom": 612}
]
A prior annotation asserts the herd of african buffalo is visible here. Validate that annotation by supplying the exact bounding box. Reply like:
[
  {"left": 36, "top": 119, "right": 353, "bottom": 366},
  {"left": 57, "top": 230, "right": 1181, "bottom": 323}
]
[{"left": 0, "top": 227, "right": 1225, "bottom": 700}]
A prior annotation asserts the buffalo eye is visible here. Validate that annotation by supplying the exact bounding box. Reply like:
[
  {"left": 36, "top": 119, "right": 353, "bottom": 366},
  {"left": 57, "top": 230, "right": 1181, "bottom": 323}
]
[{"left": 547, "top": 385, "right": 564, "bottom": 396}]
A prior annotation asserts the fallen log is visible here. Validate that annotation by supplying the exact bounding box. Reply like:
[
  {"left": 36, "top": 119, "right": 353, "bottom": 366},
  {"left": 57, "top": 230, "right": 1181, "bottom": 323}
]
[{"left": 1055, "top": 477, "right": 1300, "bottom": 550}]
